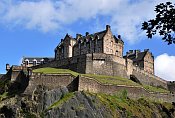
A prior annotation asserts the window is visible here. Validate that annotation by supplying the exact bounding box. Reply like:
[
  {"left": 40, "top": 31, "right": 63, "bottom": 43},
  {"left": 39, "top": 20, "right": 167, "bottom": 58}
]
[
  {"left": 61, "top": 47, "right": 64, "bottom": 53},
  {"left": 106, "top": 47, "right": 109, "bottom": 52},
  {"left": 41, "top": 59, "right": 44, "bottom": 64},
  {"left": 111, "top": 49, "right": 113, "bottom": 53},
  {"left": 25, "top": 61, "right": 29, "bottom": 66},
  {"left": 33, "top": 61, "right": 37, "bottom": 66},
  {"left": 111, "top": 41, "right": 113, "bottom": 47}
]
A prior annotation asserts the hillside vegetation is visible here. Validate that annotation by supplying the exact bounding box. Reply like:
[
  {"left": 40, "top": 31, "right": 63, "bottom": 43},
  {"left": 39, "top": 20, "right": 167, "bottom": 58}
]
[{"left": 0, "top": 86, "right": 174, "bottom": 118}]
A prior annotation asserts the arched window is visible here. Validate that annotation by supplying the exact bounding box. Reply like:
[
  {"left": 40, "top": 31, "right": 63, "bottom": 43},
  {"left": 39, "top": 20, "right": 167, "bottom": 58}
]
[
  {"left": 33, "top": 59, "right": 37, "bottom": 66},
  {"left": 40, "top": 59, "right": 44, "bottom": 64},
  {"left": 25, "top": 61, "right": 29, "bottom": 66}
]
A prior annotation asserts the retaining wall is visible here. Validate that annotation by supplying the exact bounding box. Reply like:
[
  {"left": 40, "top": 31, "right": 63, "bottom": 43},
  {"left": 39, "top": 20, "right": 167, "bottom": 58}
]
[
  {"left": 78, "top": 76, "right": 174, "bottom": 103},
  {"left": 32, "top": 53, "right": 168, "bottom": 90},
  {"left": 133, "top": 67, "right": 168, "bottom": 89},
  {"left": 25, "top": 73, "right": 78, "bottom": 94}
]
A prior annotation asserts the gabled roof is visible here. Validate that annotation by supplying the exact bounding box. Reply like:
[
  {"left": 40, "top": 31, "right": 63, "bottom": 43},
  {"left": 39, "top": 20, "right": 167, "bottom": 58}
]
[
  {"left": 73, "top": 30, "right": 107, "bottom": 46},
  {"left": 55, "top": 33, "right": 76, "bottom": 50},
  {"left": 124, "top": 50, "right": 150, "bottom": 62},
  {"left": 113, "top": 35, "right": 124, "bottom": 44}
]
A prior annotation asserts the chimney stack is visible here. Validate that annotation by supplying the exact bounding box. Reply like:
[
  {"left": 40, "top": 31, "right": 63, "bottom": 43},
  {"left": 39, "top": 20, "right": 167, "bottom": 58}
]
[
  {"left": 6, "top": 64, "right": 10, "bottom": 71},
  {"left": 129, "top": 50, "right": 133, "bottom": 54},
  {"left": 118, "top": 35, "right": 121, "bottom": 39},
  {"left": 144, "top": 49, "right": 149, "bottom": 52},
  {"left": 86, "top": 32, "right": 89, "bottom": 36},
  {"left": 106, "top": 25, "right": 111, "bottom": 31},
  {"left": 135, "top": 50, "right": 140, "bottom": 58},
  {"left": 76, "top": 34, "right": 82, "bottom": 40}
]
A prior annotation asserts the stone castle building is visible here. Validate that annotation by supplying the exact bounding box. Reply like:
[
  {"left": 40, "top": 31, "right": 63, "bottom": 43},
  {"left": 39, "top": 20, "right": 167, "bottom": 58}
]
[
  {"left": 55, "top": 25, "right": 124, "bottom": 60},
  {"left": 22, "top": 57, "right": 54, "bottom": 67},
  {"left": 54, "top": 25, "right": 154, "bottom": 75}
]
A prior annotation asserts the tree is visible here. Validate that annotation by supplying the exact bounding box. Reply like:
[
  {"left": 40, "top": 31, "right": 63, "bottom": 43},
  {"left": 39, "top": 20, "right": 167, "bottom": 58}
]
[{"left": 142, "top": 2, "right": 175, "bottom": 45}]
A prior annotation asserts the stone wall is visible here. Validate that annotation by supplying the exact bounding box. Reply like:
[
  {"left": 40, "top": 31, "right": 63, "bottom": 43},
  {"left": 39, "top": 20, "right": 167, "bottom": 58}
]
[
  {"left": 32, "top": 54, "right": 87, "bottom": 74},
  {"left": 25, "top": 73, "right": 78, "bottom": 94},
  {"left": 32, "top": 53, "right": 168, "bottom": 89},
  {"left": 132, "top": 67, "right": 168, "bottom": 89},
  {"left": 167, "top": 81, "right": 175, "bottom": 93},
  {"left": 85, "top": 53, "right": 128, "bottom": 78},
  {"left": 78, "top": 76, "right": 174, "bottom": 103}
]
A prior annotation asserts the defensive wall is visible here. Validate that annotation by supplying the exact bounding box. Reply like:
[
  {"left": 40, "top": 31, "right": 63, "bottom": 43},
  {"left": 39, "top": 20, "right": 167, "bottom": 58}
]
[
  {"left": 24, "top": 73, "right": 175, "bottom": 103},
  {"left": 25, "top": 73, "right": 79, "bottom": 94},
  {"left": 167, "top": 81, "right": 175, "bottom": 93},
  {"left": 78, "top": 75, "right": 175, "bottom": 103},
  {"left": 32, "top": 53, "right": 168, "bottom": 90},
  {"left": 132, "top": 67, "right": 168, "bottom": 89}
]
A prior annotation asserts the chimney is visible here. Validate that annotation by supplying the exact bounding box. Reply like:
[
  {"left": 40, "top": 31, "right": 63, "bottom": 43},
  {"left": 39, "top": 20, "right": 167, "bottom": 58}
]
[
  {"left": 129, "top": 50, "right": 133, "bottom": 54},
  {"left": 86, "top": 32, "right": 89, "bottom": 36},
  {"left": 6, "top": 64, "right": 10, "bottom": 71},
  {"left": 118, "top": 35, "right": 121, "bottom": 39},
  {"left": 76, "top": 34, "right": 82, "bottom": 40},
  {"left": 61, "top": 39, "right": 63, "bottom": 42},
  {"left": 144, "top": 49, "right": 149, "bottom": 52},
  {"left": 106, "top": 25, "right": 111, "bottom": 31},
  {"left": 126, "top": 52, "right": 129, "bottom": 56},
  {"left": 135, "top": 50, "right": 140, "bottom": 58}
]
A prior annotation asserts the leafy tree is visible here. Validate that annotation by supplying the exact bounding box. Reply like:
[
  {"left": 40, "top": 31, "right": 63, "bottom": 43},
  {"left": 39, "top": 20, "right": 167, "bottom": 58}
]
[{"left": 142, "top": 2, "right": 175, "bottom": 45}]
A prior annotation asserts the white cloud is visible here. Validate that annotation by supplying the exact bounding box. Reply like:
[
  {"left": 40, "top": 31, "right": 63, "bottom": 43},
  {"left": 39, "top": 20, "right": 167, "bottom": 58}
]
[
  {"left": 1, "top": 0, "right": 175, "bottom": 42},
  {"left": 155, "top": 53, "right": 175, "bottom": 81}
]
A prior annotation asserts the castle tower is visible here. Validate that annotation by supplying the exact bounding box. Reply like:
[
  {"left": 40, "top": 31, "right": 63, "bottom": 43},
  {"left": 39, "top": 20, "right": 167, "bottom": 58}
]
[
  {"left": 55, "top": 34, "right": 76, "bottom": 60},
  {"left": 103, "top": 25, "right": 124, "bottom": 57}
]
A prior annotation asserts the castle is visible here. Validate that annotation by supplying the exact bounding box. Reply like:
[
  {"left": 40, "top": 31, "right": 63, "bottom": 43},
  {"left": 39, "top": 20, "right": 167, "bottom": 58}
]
[
  {"left": 2, "top": 25, "right": 175, "bottom": 103},
  {"left": 29, "top": 25, "right": 166, "bottom": 89},
  {"left": 54, "top": 25, "right": 154, "bottom": 75}
]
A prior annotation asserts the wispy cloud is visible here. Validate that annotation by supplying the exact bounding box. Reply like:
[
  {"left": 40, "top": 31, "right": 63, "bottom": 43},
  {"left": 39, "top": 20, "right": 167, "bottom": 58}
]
[
  {"left": 155, "top": 53, "right": 175, "bottom": 81},
  {"left": 1, "top": 0, "right": 175, "bottom": 42}
]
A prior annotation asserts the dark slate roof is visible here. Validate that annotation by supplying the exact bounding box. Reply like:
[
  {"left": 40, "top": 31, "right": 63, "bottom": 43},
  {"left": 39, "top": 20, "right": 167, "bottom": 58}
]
[
  {"left": 22, "top": 57, "right": 54, "bottom": 63},
  {"left": 55, "top": 34, "right": 76, "bottom": 49},
  {"left": 113, "top": 35, "right": 124, "bottom": 44},
  {"left": 73, "top": 30, "right": 107, "bottom": 46},
  {"left": 124, "top": 50, "right": 148, "bottom": 62}
]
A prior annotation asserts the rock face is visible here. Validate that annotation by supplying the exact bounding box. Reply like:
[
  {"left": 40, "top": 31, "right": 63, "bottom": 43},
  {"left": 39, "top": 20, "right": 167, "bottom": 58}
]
[{"left": 0, "top": 86, "right": 175, "bottom": 118}]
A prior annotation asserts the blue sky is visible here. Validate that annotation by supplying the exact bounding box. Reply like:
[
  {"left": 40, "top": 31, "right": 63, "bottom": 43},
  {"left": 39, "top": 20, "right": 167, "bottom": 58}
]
[{"left": 0, "top": 0, "right": 175, "bottom": 81}]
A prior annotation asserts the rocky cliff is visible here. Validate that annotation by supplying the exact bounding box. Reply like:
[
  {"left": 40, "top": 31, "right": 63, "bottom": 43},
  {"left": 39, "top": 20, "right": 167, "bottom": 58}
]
[{"left": 0, "top": 85, "right": 175, "bottom": 118}]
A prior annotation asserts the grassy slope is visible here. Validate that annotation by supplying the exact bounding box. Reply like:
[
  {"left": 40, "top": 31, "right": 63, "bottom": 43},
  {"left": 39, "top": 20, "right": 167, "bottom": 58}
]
[
  {"left": 33, "top": 67, "right": 79, "bottom": 77},
  {"left": 33, "top": 67, "right": 169, "bottom": 93},
  {"left": 87, "top": 92, "right": 173, "bottom": 118},
  {"left": 46, "top": 91, "right": 173, "bottom": 118}
]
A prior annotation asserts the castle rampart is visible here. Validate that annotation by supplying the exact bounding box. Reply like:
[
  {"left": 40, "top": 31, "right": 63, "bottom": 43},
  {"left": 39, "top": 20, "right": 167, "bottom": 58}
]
[
  {"left": 25, "top": 72, "right": 175, "bottom": 103},
  {"left": 78, "top": 75, "right": 174, "bottom": 103},
  {"left": 25, "top": 73, "right": 78, "bottom": 94},
  {"left": 132, "top": 66, "right": 168, "bottom": 89},
  {"left": 32, "top": 53, "right": 168, "bottom": 89}
]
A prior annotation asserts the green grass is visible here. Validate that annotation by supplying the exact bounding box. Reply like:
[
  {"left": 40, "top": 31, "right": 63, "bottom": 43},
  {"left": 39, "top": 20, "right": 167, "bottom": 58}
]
[
  {"left": 47, "top": 92, "right": 75, "bottom": 110},
  {"left": 143, "top": 85, "right": 169, "bottom": 93},
  {"left": 0, "top": 92, "right": 8, "bottom": 101},
  {"left": 87, "top": 92, "right": 173, "bottom": 118},
  {"left": 33, "top": 67, "right": 79, "bottom": 77},
  {"left": 33, "top": 67, "right": 170, "bottom": 93},
  {"left": 82, "top": 74, "right": 141, "bottom": 86}
]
